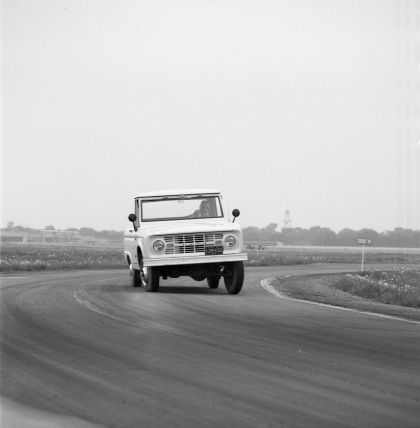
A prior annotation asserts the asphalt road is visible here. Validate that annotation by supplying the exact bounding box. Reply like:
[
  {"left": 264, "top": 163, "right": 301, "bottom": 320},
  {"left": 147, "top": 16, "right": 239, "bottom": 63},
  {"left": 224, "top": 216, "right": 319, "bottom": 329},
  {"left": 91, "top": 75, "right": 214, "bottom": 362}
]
[{"left": 1, "top": 265, "right": 419, "bottom": 428}]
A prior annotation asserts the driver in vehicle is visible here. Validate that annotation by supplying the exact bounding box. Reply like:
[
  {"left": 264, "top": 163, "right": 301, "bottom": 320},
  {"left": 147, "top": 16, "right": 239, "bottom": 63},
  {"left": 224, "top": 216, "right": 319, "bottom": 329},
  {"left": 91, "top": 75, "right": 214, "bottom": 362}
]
[{"left": 192, "top": 200, "right": 210, "bottom": 218}]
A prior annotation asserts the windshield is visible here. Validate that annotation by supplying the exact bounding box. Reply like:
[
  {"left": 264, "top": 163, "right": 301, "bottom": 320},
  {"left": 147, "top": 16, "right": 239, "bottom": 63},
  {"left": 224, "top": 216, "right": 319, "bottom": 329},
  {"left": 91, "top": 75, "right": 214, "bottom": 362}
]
[{"left": 140, "top": 196, "right": 224, "bottom": 222}]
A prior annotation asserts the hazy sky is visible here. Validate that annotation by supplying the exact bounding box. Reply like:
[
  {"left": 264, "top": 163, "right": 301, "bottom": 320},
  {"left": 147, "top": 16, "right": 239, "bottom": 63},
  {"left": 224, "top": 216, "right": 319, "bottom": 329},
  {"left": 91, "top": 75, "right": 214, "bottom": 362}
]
[{"left": 2, "top": 0, "right": 419, "bottom": 232}]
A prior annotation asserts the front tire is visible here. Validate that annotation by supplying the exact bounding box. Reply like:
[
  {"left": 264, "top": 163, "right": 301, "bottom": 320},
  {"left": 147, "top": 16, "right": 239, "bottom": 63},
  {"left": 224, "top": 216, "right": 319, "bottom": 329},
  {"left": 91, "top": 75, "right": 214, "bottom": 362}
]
[
  {"left": 129, "top": 264, "right": 141, "bottom": 287},
  {"left": 145, "top": 267, "right": 160, "bottom": 292},
  {"left": 139, "top": 257, "right": 160, "bottom": 292},
  {"left": 223, "top": 261, "right": 244, "bottom": 294}
]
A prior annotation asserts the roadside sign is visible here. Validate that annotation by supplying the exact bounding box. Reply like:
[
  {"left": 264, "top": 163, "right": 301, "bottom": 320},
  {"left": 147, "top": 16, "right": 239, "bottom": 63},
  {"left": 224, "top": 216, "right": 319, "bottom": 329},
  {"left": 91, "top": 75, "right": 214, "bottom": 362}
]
[
  {"left": 356, "top": 238, "right": 372, "bottom": 272},
  {"left": 356, "top": 238, "right": 372, "bottom": 246}
]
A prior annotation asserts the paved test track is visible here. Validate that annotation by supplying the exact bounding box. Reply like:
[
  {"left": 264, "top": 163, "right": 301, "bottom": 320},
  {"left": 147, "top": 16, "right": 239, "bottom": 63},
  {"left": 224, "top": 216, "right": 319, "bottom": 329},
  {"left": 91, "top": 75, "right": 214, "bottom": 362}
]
[{"left": 1, "top": 265, "right": 419, "bottom": 428}]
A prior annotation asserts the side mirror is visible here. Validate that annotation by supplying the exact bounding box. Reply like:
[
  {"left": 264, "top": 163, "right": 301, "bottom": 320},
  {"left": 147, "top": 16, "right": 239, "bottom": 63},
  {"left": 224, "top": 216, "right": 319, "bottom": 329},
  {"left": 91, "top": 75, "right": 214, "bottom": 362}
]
[
  {"left": 128, "top": 213, "right": 137, "bottom": 231},
  {"left": 232, "top": 209, "right": 240, "bottom": 222}
]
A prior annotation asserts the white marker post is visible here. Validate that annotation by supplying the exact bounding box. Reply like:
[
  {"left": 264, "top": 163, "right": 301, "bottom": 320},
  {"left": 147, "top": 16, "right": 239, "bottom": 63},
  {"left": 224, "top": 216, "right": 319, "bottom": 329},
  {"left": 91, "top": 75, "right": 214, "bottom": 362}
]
[
  {"left": 361, "top": 243, "right": 365, "bottom": 272},
  {"left": 356, "top": 238, "right": 372, "bottom": 272}
]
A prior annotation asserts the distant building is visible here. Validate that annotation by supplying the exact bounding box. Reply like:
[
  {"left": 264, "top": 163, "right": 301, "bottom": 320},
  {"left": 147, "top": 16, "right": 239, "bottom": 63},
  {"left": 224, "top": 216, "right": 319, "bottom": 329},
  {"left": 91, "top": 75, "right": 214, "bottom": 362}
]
[
  {"left": 0, "top": 228, "right": 82, "bottom": 244},
  {"left": 283, "top": 210, "right": 292, "bottom": 229}
]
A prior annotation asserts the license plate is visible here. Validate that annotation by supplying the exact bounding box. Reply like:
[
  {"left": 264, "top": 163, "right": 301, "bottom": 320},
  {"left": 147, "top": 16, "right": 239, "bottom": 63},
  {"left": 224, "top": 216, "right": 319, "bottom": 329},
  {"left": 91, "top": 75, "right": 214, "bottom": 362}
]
[{"left": 205, "top": 246, "right": 224, "bottom": 255}]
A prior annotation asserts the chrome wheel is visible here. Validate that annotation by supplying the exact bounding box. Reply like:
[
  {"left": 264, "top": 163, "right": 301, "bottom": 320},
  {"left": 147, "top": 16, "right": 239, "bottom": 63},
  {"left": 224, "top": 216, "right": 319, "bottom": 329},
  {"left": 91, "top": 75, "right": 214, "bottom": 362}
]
[{"left": 139, "top": 258, "right": 148, "bottom": 287}]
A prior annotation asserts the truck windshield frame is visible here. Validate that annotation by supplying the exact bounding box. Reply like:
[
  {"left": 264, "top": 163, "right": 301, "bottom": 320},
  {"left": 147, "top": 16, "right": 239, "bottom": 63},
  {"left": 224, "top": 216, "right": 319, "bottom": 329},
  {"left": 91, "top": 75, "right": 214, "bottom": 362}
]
[{"left": 140, "top": 195, "right": 224, "bottom": 222}]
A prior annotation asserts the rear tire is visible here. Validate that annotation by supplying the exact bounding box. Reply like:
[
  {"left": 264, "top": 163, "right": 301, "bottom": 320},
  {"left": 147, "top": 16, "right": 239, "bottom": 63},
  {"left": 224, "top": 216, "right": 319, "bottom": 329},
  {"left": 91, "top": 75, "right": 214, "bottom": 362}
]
[
  {"left": 207, "top": 276, "right": 220, "bottom": 289},
  {"left": 223, "top": 261, "right": 244, "bottom": 294},
  {"left": 129, "top": 264, "right": 141, "bottom": 287}
]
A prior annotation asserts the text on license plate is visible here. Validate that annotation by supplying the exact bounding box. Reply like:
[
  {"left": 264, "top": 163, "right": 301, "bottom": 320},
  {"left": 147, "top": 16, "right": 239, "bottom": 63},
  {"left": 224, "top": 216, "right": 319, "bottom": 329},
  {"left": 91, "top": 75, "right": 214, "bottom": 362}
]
[{"left": 205, "top": 246, "right": 224, "bottom": 255}]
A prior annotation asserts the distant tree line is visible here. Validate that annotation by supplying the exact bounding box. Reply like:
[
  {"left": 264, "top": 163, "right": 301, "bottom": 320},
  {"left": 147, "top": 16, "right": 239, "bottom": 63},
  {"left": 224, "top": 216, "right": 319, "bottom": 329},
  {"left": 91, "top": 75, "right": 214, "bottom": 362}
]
[
  {"left": 4, "top": 222, "right": 420, "bottom": 247},
  {"left": 243, "top": 223, "right": 420, "bottom": 248},
  {"left": 78, "top": 227, "right": 123, "bottom": 243}
]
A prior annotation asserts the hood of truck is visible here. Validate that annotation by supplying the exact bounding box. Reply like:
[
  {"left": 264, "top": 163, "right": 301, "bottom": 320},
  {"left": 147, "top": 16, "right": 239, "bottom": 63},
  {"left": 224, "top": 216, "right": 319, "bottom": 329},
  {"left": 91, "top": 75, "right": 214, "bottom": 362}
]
[{"left": 139, "top": 219, "right": 242, "bottom": 237}]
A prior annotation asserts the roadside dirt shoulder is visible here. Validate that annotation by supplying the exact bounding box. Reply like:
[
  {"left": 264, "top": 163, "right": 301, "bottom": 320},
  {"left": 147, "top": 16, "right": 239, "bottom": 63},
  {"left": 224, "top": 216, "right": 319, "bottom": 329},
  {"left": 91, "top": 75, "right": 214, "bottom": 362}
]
[{"left": 269, "top": 273, "right": 420, "bottom": 322}]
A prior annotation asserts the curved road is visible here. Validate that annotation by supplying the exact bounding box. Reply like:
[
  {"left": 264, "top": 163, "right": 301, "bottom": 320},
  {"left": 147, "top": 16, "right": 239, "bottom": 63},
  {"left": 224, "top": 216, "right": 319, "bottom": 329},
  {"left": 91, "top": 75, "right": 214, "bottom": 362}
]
[{"left": 1, "top": 265, "right": 419, "bottom": 427}]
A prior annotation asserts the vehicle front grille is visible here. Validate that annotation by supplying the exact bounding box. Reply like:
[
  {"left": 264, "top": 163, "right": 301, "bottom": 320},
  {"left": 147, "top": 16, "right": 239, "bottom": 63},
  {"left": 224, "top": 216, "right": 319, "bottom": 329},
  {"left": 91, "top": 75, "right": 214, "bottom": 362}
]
[{"left": 163, "top": 233, "right": 224, "bottom": 255}]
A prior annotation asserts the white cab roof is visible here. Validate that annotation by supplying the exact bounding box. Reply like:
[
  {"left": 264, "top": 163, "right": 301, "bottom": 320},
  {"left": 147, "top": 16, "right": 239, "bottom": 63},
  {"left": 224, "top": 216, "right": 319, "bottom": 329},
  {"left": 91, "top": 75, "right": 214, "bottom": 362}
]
[{"left": 135, "top": 189, "right": 221, "bottom": 198}]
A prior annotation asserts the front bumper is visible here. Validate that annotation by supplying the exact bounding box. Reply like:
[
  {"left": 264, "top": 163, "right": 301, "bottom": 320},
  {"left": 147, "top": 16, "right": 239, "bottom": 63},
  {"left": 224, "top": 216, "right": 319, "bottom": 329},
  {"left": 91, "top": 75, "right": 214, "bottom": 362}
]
[{"left": 143, "top": 253, "right": 248, "bottom": 267}]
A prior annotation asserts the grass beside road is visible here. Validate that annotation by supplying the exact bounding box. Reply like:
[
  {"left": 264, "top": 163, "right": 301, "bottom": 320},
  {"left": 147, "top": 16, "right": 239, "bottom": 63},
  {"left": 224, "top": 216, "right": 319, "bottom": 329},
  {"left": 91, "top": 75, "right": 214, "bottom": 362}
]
[
  {"left": 246, "top": 249, "right": 420, "bottom": 266},
  {"left": 271, "top": 268, "right": 420, "bottom": 321},
  {"left": 0, "top": 244, "right": 125, "bottom": 272},
  {"left": 333, "top": 269, "right": 420, "bottom": 308}
]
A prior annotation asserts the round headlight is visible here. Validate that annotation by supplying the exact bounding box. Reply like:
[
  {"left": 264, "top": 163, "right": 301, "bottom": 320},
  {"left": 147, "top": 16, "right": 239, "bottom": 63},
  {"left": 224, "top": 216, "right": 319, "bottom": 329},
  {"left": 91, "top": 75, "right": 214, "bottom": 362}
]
[
  {"left": 152, "top": 239, "right": 165, "bottom": 253},
  {"left": 224, "top": 235, "right": 237, "bottom": 248}
]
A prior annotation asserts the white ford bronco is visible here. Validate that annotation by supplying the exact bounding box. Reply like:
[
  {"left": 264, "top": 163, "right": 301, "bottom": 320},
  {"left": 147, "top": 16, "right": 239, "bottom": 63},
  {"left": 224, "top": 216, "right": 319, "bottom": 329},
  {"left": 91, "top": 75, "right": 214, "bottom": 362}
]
[{"left": 124, "top": 189, "right": 247, "bottom": 294}]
